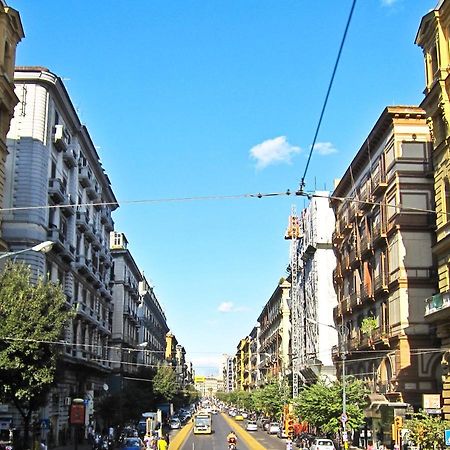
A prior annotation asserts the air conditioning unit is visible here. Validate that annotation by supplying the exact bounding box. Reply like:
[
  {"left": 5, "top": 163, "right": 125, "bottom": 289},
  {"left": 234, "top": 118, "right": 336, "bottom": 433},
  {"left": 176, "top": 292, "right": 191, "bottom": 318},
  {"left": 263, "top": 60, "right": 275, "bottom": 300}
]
[{"left": 64, "top": 397, "right": 71, "bottom": 406}]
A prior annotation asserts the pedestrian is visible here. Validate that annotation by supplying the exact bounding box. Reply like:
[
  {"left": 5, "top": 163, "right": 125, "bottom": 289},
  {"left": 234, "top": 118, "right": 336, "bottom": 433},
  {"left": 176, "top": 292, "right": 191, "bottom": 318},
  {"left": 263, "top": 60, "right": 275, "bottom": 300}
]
[
  {"left": 368, "top": 441, "right": 375, "bottom": 450},
  {"left": 286, "top": 437, "right": 293, "bottom": 450},
  {"left": 157, "top": 436, "right": 168, "bottom": 450}
]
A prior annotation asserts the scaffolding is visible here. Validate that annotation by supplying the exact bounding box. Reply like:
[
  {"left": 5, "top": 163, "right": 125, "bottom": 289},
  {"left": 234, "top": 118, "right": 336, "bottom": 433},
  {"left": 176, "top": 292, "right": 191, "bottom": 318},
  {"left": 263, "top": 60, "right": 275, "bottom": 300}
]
[{"left": 285, "top": 206, "right": 302, "bottom": 397}]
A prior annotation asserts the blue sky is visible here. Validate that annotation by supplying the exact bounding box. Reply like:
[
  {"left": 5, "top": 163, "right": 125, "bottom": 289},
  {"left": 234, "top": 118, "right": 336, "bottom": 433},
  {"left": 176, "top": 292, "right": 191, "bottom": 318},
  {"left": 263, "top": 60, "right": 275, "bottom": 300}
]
[{"left": 11, "top": 0, "right": 437, "bottom": 375}]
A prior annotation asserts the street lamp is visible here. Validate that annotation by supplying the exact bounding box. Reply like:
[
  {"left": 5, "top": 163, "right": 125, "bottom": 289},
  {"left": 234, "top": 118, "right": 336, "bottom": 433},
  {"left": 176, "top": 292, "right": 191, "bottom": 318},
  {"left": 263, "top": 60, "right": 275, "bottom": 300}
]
[
  {"left": 0, "top": 241, "right": 54, "bottom": 260},
  {"left": 306, "top": 318, "right": 348, "bottom": 447}
]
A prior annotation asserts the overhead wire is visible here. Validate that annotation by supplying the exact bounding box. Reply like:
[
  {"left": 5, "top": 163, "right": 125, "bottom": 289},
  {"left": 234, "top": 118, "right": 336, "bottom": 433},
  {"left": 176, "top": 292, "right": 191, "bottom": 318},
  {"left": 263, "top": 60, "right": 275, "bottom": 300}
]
[{"left": 299, "top": 0, "right": 358, "bottom": 193}]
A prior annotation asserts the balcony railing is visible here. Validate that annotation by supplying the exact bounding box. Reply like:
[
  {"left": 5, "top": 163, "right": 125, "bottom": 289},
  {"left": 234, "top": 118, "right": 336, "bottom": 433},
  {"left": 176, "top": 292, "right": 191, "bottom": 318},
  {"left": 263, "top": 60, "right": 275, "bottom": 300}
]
[
  {"left": 361, "top": 282, "right": 374, "bottom": 300},
  {"left": 425, "top": 292, "right": 450, "bottom": 316},
  {"left": 374, "top": 273, "right": 389, "bottom": 293}
]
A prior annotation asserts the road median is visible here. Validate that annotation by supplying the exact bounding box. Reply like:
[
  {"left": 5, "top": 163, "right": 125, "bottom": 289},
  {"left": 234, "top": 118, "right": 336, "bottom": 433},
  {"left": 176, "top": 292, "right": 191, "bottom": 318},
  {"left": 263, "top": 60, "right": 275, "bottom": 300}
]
[{"left": 221, "top": 413, "right": 266, "bottom": 450}]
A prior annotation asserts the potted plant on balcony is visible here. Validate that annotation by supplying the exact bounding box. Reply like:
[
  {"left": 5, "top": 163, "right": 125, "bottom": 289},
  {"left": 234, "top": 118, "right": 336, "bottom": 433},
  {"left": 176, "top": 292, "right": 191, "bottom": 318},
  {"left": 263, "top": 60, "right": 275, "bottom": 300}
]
[{"left": 361, "top": 316, "right": 377, "bottom": 347}]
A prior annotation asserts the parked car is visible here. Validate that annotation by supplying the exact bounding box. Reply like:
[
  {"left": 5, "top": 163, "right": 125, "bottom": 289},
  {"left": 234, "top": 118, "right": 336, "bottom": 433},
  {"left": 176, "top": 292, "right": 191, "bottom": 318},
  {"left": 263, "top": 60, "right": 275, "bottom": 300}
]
[
  {"left": 235, "top": 414, "right": 244, "bottom": 421},
  {"left": 310, "top": 438, "right": 336, "bottom": 450},
  {"left": 241, "top": 412, "right": 248, "bottom": 419},
  {"left": 169, "top": 418, "right": 181, "bottom": 429},
  {"left": 268, "top": 422, "right": 281, "bottom": 435},
  {"left": 277, "top": 427, "right": 288, "bottom": 439},
  {"left": 246, "top": 420, "right": 258, "bottom": 431}
]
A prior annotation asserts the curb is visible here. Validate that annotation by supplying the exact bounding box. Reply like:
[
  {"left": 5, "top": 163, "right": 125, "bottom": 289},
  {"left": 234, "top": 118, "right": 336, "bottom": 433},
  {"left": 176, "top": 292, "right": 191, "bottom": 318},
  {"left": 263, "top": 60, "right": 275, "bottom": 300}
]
[
  {"left": 221, "top": 413, "right": 266, "bottom": 450},
  {"left": 169, "top": 421, "right": 193, "bottom": 450}
]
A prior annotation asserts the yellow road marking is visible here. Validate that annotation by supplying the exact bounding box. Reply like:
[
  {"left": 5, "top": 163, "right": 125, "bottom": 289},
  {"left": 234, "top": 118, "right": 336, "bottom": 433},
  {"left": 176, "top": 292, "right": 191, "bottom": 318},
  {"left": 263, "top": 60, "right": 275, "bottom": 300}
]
[
  {"left": 221, "top": 413, "right": 267, "bottom": 450},
  {"left": 169, "top": 421, "right": 193, "bottom": 450}
]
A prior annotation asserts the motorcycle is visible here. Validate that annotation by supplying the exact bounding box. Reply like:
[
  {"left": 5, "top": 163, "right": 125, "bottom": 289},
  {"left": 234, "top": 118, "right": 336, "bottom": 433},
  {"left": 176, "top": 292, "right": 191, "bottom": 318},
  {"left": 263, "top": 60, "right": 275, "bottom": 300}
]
[{"left": 228, "top": 439, "right": 237, "bottom": 450}]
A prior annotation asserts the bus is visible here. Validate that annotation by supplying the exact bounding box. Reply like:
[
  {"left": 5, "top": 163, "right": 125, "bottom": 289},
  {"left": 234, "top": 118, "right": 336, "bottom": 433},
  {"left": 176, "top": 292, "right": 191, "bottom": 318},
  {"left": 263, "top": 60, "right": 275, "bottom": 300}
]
[{"left": 193, "top": 412, "right": 212, "bottom": 434}]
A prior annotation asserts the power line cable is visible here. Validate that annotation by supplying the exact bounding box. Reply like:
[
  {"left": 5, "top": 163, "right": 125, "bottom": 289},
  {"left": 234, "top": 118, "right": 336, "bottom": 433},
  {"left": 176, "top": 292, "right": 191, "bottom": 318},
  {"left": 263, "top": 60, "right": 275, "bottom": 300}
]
[{"left": 299, "top": 0, "right": 358, "bottom": 193}]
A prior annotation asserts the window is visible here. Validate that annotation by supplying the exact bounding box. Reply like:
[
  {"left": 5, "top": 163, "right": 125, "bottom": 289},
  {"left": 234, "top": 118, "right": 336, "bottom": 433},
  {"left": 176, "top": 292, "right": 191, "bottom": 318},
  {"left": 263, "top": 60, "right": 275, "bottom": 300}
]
[
  {"left": 430, "top": 45, "right": 439, "bottom": 78},
  {"left": 386, "top": 194, "right": 397, "bottom": 220},
  {"left": 445, "top": 181, "right": 450, "bottom": 224}
]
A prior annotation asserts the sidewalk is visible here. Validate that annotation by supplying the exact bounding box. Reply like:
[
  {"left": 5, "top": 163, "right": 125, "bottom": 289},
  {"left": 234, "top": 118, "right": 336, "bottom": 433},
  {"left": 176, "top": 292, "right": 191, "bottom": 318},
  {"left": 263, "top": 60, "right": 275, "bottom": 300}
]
[{"left": 51, "top": 442, "right": 92, "bottom": 450}]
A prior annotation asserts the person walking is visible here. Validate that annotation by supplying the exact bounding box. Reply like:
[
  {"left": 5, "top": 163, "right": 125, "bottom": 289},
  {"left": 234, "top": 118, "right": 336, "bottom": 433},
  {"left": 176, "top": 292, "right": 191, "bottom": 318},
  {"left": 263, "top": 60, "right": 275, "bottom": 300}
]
[{"left": 157, "top": 436, "right": 168, "bottom": 450}]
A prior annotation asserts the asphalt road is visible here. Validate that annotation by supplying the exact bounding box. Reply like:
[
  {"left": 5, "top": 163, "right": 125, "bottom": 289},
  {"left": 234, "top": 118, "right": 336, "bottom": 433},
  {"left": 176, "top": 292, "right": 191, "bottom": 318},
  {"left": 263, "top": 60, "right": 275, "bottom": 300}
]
[
  {"left": 179, "top": 413, "right": 292, "bottom": 450},
  {"left": 180, "top": 413, "right": 252, "bottom": 450}
]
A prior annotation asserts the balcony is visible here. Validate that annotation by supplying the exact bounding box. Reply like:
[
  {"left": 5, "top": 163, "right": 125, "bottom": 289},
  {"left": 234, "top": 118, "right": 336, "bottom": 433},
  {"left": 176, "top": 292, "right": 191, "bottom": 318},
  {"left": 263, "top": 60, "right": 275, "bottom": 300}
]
[
  {"left": 48, "top": 178, "right": 68, "bottom": 204},
  {"left": 373, "top": 219, "right": 387, "bottom": 243},
  {"left": 359, "top": 185, "right": 372, "bottom": 211},
  {"left": 47, "top": 227, "right": 66, "bottom": 252},
  {"left": 75, "top": 255, "right": 91, "bottom": 274},
  {"left": 332, "top": 230, "right": 344, "bottom": 246},
  {"left": 349, "top": 291, "right": 362, "bottom": 308},
  {"left": 374, "top": 273, "right": 389, "bottom": 293},
  {"left": 425, "top": 292, "right": 450, "bottom": 318},
  {"left": 361, "top": 282, "right": 374, "bottom": 300},
  {"left": 63, "top": 147, "right": 78, "bottom": 168},
  {"left": 53, "top": 124, "right": 71, "bottom": 151},
  {"left": 371, "top": 170, "right": 388, "bottom": 197},
  {"left": 349, "top": 246, "right": 360, "bottom": 268},
  {"left": 61, "top": 194, "right": 75, "bottom": 216},
  {"left": 76, "top": 211, "right": 90, "bottom": 231},
  {"left": 78, "top": 166, "right": 93, "bottom": 188},
  {"left": 360, "top": 234, "right": 373, "bottom": 256},
  {"left": 86, "top": 185, "right": 100, "bottom": 201},
  {"left": 342, "top": 254, "right": 351, "bottom": 273},
  {"left": 84, "top": 224, "right": 96, "bottom": 242}
]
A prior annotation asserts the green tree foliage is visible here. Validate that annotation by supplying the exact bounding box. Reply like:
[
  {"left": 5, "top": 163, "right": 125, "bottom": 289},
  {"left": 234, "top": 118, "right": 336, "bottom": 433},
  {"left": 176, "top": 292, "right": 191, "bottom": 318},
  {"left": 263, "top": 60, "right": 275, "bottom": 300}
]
[
  {"left": 0, "top": 262, "right": 71, "bottom": 446},
  {"left": 293, "top": 377, "right": 368, "bottom": 433},
  {"left": 252, "top": 380, "right": 290, "bottom": 418},
  {"left": 152, "top": 366, "right": 179, "bottom": 402},
  {"left": 404, "top": 411, "right": 450, "bottom": 450}
]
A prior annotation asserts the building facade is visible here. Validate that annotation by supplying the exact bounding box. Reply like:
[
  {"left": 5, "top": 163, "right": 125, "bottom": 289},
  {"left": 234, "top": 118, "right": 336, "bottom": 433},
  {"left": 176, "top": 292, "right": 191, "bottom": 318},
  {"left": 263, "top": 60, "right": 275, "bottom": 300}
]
[
  {"left": 110, "top": 232, "right": 142, "bottom": 379},
  {"left": 416, "top": 0, "right": 450, "bottom": 420},
  {"left": 331, "top": 106, "right": 438, "bottom": 436},
  {"left": 4, "top": 67, "right": 118, "bottom": 442},
  {"left": 295, "top": 193, "right": 338, "bottom": 387},
  {"left": 222, "top": 355, "right": 235, "bottom": 392},
  {"left": 138, "top": 275, "right": 169, "bottom": 367},
  {"left": 257, "top": 278, "right": 291, "bottom": 385},
  {"left": 0, "top": 3, "right": 23, "bottom": 252}
]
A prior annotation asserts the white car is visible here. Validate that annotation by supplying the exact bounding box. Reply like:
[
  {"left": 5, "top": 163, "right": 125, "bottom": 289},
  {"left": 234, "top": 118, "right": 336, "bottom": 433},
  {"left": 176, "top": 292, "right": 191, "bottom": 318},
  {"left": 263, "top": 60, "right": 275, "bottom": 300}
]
[
  {"left": 268, "top": 422, "right": 281, "bottom": 435},
  {"left": 310, "top": 439, "right": 336, "bottom": 450},
  {"left": 246, "top": 420, "right": 258, "bottom": 431},
  {"left": 169, "top": 418, "right": 181, "bottom": 429}
]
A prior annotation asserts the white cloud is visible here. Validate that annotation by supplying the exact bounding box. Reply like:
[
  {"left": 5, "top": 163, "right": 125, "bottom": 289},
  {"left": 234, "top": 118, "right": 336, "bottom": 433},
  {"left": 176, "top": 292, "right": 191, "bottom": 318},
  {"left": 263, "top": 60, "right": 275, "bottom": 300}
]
[
  {"left": 249, "top": 136, "right": 301, "bottom": 169},
  {"left": 217, "top": 301, "right": 249, "bottom": 313},
  {"left": 313, "top": 142, "right": 338, "bottom": 156}
]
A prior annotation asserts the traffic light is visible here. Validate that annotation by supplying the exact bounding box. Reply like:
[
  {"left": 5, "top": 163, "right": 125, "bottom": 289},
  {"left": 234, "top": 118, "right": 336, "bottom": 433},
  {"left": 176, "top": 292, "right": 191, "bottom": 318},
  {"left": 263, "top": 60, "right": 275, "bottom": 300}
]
[{"left": 394, "top": 416, "right": 403, "bottom": 429}]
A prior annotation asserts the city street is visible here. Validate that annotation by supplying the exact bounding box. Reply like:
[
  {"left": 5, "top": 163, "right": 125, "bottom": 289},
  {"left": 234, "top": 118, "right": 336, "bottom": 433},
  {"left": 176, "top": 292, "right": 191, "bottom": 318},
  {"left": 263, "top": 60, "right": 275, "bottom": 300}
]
[{"left": 179, "top": 414, "right": 290, "bottom": 450}]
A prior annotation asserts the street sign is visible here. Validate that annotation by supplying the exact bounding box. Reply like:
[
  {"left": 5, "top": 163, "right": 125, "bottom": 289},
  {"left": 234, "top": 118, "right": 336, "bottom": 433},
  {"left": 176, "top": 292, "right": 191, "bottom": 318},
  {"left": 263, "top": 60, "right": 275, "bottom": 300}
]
[
  {"left": 445, "top": 429, "right": 450, "bottom": 446},
  {"left": 341, "top": 413, "right": 348, "bottom": 423}
]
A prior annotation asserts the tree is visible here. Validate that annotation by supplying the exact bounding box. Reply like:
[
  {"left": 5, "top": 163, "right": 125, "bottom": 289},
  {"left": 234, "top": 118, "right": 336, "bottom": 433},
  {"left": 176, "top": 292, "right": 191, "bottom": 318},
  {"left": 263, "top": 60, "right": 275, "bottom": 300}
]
[
  {"left": 0, "top": 262, "right": 71, "bottom": 448},
  {"left": 404, "top": 411, "right": 450, "bottom": 450},
  {"left": 152, "top": 366, "right": 179, "bottom": 402},
  {"left": 252, "top": 380, "right": 290, "bottom": 418},
  {"left": 293, "top": 377, "right": 368, "bottom": 434}
]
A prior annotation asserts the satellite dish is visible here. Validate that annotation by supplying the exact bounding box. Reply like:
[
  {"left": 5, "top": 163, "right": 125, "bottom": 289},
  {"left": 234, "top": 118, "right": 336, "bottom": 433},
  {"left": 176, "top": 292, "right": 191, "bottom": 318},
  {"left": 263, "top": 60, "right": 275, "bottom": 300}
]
[{"left": 103, "top": 384, "right": 109, "bottom": 391}]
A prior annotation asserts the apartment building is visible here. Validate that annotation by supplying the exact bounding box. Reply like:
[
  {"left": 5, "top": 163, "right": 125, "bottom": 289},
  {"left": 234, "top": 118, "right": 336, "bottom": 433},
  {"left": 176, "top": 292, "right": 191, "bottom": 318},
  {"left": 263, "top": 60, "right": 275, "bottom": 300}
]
[
  {"left": 4, "top": 67, "right": 118, "bottom": 442},
  {"left": 138, "top": 275, "right": 169, "bottom": 367},
  {"left": 234, "top": 337, "right": 250, "bottom": 391},
  {"left": 416, "top": 0, "right": 450, "bottom": 420},
  {"left": 257, "top": 278, "right": 291, "bottom": 385},
  {"left": 222, "top": 355, "right": 235, "bottom": 392},
  {"left": 0, "top": 3, "right": 23, "bottom": 253},
  {"left": 295, "top": 193, "right": 338, "bottom": 387},
  {"left": 331, "top": 107, "right": 438, "bottom": 430},
  {"left": 110, "top": 232, "right": 142, "bottom": 378}
]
